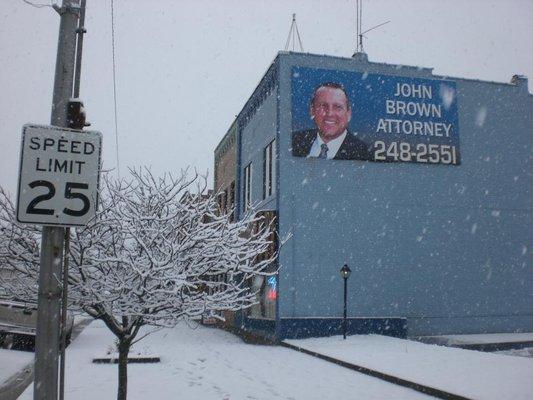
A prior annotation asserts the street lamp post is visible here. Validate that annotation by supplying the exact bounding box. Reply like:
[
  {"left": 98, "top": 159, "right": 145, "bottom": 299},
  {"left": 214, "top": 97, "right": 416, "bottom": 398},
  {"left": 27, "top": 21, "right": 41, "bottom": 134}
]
[{"left": 340, "top": 264, "right": 351, "bottom": 339}]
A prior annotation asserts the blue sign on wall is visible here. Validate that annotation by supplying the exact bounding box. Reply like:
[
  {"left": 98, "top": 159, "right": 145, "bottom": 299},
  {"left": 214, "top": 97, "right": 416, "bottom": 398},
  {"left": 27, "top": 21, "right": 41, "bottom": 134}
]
[{"left": 291, "top": 67, "right": 460, "bottom": 165}]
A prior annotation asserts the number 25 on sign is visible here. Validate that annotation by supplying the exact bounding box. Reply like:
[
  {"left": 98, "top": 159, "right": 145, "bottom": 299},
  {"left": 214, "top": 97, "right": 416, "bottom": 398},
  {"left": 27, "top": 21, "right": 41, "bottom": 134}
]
[{"left": 16, "top": 124, "right": 102, "bottom": 227}]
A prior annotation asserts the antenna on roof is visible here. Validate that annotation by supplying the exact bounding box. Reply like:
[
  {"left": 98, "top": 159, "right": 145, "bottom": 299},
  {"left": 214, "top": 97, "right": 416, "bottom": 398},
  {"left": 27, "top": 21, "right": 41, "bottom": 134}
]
[
  {"left": 284, "top": 13, "right": 304, "bottom": 52},
  {"left": 354, "top": 0, "right": 390, "bottom": 55}
]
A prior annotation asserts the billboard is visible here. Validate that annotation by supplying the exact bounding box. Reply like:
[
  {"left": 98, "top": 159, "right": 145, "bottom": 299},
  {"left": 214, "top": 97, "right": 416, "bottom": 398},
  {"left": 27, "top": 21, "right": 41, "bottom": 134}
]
[{"left": 291, "top": 67, "right": 460, "bottom": 165}]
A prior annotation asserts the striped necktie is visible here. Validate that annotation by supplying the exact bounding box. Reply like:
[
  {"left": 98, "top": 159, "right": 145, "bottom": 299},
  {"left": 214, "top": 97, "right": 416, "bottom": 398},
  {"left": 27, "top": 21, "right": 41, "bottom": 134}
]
[{"left": 319, "top": 143, "right": 329, "bottom": 159}]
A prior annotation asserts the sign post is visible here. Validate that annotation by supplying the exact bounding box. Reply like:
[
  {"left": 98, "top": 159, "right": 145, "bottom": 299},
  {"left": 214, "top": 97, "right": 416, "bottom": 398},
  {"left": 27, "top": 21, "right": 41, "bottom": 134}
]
[
  {"left": 13, "top": 0, "right": 94, "bottom": 400},
  {"left": 16, "top": 123, "right": 101, "bottom": 399}
]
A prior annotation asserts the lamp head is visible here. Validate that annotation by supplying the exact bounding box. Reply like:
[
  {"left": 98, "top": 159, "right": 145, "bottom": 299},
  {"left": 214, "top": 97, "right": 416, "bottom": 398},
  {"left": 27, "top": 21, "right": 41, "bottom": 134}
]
[{"left": 340, "top": 264, "right": 351, "bottom": 279}]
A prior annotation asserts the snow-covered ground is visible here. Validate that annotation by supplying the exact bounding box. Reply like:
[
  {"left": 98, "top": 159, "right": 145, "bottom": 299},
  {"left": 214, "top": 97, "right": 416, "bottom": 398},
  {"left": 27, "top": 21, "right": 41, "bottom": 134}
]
[
  {"left": 286, "top": 334, "right": 533, "bottom": 400},
  {"left": 496, "top": 347, "right": 533, "bottom": 358},
  {"left": 11, "top": 321, "right": 533, "bottom": 399},
  {"left": 19, "top": 320, "right": 431, "bottom": 400},
  {"left": 0, "top": 348, "right": 32, "bottom": 386},
  {"left": 417, "top": 332, "right": 533, "bottom": 345}
]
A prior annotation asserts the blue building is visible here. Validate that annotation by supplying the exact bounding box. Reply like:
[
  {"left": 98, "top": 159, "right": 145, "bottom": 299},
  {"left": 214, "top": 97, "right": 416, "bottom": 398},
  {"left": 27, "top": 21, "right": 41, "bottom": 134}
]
[{"left": 213, "top": 51, "right": 533, "bottom": 340}]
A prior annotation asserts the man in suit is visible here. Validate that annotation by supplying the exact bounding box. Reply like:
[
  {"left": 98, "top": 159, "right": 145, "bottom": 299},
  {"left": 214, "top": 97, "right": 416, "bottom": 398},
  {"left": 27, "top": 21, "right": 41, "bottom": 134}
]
[{"left": 292, "top": 82, "right": 370, "bottom": 160}]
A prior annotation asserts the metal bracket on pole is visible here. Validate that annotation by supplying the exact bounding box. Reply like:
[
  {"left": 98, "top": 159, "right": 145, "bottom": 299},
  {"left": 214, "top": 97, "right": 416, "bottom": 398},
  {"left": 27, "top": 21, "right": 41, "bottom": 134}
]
[
  {"left": 38, "top": 290, "right": 62, "bottom": 300},
  {"left": 52, "top": 4, "right": 64, "bottom": 14},
  {"left": 53, "top": 1, "right": 81, "bottom": 16}
]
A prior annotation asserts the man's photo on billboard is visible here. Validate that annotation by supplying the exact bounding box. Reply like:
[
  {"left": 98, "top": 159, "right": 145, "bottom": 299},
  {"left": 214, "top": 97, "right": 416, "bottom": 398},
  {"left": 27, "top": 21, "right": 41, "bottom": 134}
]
[{"left": 292, "top": 82, "right": 370, "bottom": 160}]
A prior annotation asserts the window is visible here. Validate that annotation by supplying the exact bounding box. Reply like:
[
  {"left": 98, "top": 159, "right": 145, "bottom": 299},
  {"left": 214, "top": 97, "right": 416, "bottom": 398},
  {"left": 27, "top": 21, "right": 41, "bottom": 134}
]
[
  {"left": 243, "top": 163, "right": 252, "bottom": 211},
  {"left": 217, "top": 181, "right": 235, "bottom": 219},
  {"left": 263, "top": 139, "right": 276, "bottom": 199},
  {"left": 249, "top": 210, "right": 278, "bottom": 319},
  {"left": 217, "top": 191, "right": 227, "bottom": 213},
  {"left": 229, "top": 181, "right": 235, "bottom": 221}
]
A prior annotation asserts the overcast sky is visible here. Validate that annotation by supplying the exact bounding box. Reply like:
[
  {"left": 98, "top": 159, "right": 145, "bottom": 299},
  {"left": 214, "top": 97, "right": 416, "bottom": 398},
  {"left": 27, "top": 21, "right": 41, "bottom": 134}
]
[{"left": 1, "top": 0, "right": 532, "bottom": 194}]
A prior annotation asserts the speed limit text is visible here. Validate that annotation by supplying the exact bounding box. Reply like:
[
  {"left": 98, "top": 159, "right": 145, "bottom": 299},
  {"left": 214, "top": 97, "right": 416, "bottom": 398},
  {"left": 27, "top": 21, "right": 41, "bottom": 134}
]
[{"left": 28, "top": 136, "right": 96, "bottom": 175}]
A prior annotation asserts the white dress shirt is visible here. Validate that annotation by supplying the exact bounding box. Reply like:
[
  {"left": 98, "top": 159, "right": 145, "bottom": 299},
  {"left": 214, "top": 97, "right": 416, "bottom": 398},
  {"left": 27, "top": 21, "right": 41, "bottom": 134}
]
[{"left": 307, "top": 131, "right": 347, "bottom": 159}]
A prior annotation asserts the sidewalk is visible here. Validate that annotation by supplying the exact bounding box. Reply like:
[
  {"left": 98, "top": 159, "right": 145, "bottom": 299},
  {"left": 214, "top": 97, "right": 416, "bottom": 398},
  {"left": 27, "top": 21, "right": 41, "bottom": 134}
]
[
  {"left": 0, "top": 349, "right": 33, "bottom": 400},
  {"left": 19, "top": 320, "right": 431, "bottom": 400},
  {"left": 414, "top": 332, "right": 533, "bottom": 351},
  {"left": 284, "top": 334, "right": 533, "bottom": 400},
  {"left": 0, "top": 317, "right": 92, "bottom": 400}
]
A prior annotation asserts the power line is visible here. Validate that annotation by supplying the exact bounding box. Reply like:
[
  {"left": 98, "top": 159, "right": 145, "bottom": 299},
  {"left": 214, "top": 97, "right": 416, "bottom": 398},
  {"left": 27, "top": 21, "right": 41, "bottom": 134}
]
[
  {"left": 21, "top": 0, "right": 54, "bottom": 8},
  {"left": 110, "top": 0, "right": 120, "bottom": 178}
]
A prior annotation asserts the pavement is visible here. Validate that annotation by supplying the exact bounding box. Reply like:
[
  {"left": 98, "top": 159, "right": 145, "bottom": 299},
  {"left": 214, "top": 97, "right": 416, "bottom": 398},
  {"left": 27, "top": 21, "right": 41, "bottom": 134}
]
[
  {"left": 16, "top": 321, "right": 433, "bottom": 400},
  {"left": 412, "top": 332, "right": 533, "bottom": 351},
  {"left": 0, "top": 318, "right": 92, "bottom": 400},
  {"left": 284, "top": 333, "right": 533, "bottom": 400},
  {"left": 3, "top": 321, "right": 532, "bottom": 400}
]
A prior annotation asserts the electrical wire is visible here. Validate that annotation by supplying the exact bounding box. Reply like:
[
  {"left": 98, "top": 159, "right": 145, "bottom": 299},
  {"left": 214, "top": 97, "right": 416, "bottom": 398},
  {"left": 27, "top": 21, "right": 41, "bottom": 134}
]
[
  {"left": 21, "top": 0, "right": 53, "bottom": 8},
  {"left": 110, "top": 0, "right": 121, "bottom": 178}
]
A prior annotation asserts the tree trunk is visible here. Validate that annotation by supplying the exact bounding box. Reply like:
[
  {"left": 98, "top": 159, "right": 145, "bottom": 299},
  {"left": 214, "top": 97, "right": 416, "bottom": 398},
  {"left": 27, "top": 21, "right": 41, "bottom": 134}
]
[{"left": 117, "top": 338, "right": 130, "bottom": 400}]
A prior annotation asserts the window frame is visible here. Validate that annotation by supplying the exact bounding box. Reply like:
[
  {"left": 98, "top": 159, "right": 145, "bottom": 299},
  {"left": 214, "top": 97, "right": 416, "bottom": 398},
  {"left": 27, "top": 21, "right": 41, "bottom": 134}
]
[
  {"left": 263, "top": 139, "right": 276, "bottom": 200},
  {"left": 243, "top": 163, "right": 252, "bottom": 211}
]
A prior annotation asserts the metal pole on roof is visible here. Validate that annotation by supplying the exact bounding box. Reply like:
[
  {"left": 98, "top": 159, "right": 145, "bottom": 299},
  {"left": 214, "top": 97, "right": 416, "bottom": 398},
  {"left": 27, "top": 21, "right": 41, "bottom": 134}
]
[{"left": 284, "top": 13, "right": 304, "bottom": 52}]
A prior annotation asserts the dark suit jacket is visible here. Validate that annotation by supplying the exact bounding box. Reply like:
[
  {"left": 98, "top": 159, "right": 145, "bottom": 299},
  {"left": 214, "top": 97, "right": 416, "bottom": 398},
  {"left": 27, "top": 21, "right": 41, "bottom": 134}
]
[{"left": 292, "top": 129, "right": 370, "bottom": 160}]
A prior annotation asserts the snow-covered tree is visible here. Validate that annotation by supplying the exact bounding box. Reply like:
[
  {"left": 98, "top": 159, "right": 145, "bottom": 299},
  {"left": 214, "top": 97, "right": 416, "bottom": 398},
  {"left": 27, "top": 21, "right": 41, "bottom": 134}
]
[
  {"left": 0, "top": 187, "right": 41, "bottom": 301},
  {"left": 0, "top": 168, "right": 278, "bottom": 400}
]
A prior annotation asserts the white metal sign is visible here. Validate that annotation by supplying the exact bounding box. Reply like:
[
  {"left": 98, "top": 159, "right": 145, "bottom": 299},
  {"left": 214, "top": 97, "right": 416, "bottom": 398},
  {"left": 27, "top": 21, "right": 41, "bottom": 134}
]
[{"left": 16, "top": 124, "right": 102, "bottom": 227}]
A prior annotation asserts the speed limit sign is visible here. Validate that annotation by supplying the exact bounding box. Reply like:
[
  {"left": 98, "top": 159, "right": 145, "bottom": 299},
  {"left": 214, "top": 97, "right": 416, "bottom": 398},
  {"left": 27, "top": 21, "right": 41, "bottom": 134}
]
[{"left": 16, "top": 124, "right": 102, "bottom": 227}]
